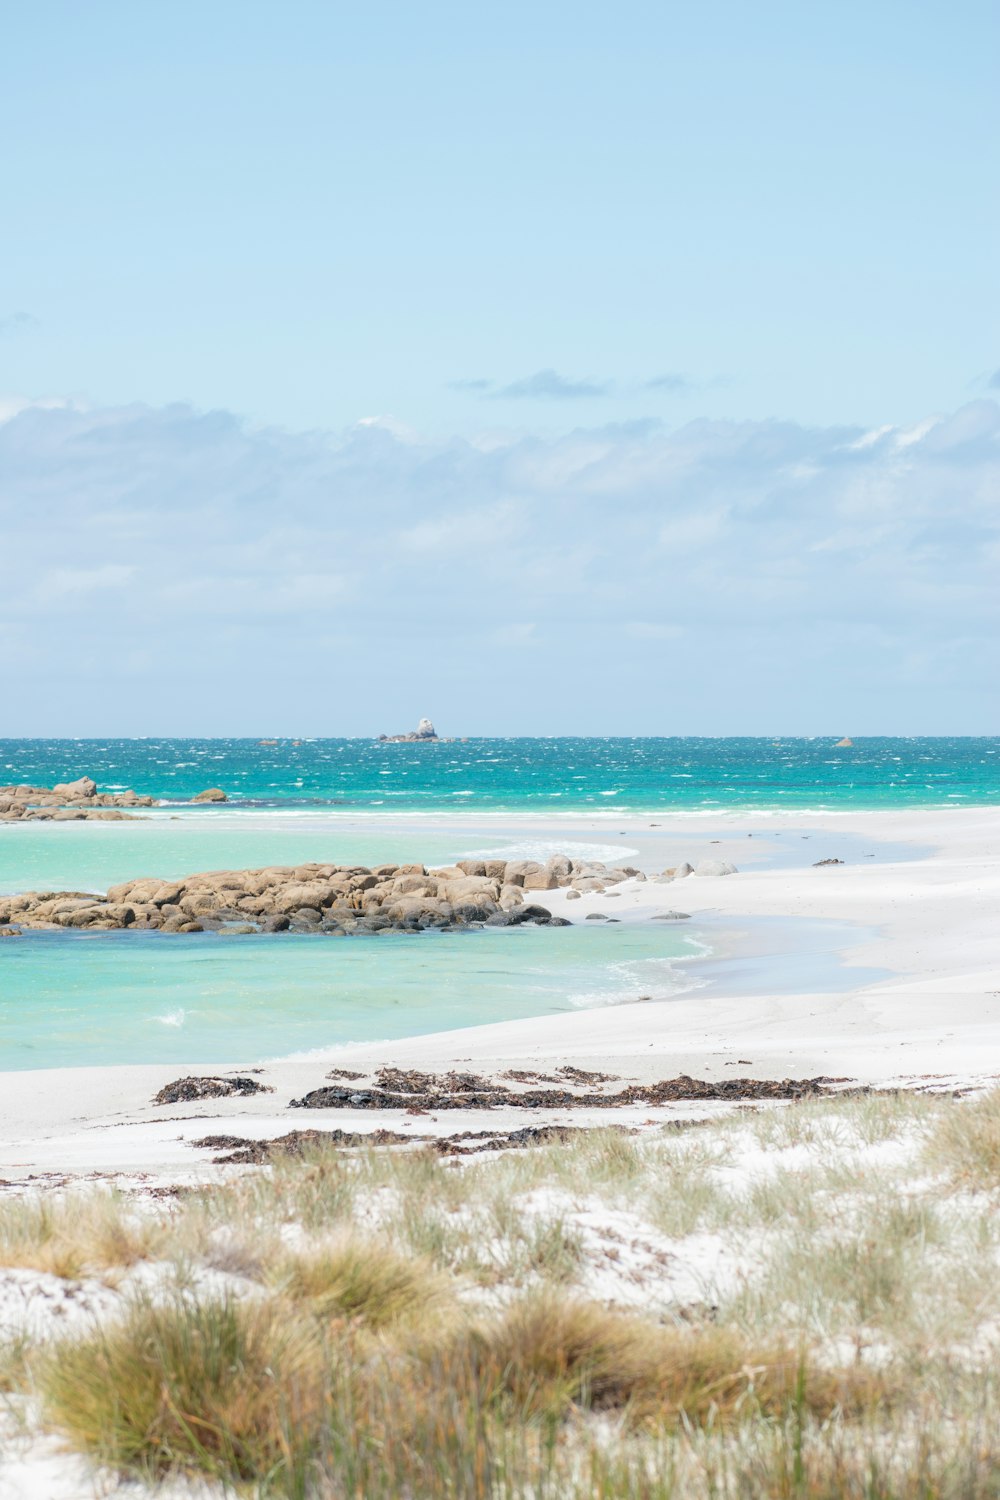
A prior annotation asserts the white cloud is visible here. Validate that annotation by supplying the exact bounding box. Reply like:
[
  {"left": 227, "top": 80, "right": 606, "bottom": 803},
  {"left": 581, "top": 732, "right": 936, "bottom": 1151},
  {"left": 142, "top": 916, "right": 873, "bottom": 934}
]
[{"left": 1, "top": 397, "right": 997, "bottom": 731}]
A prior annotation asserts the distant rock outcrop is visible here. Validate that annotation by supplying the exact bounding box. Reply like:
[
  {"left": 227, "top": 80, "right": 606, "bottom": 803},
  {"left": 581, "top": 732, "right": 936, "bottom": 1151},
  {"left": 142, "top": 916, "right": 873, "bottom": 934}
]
[
  {"left": 0, "top": 778, "right": 156, "bottom": 822},
  {"left": 378, "top": 717, "right": 442, "bottom": 742},
  {"left": 835, "top": 737, "right": 853, "bottom": 748},
  {"left": 192, "top": 787, "right": 228, "bottom": 803}
]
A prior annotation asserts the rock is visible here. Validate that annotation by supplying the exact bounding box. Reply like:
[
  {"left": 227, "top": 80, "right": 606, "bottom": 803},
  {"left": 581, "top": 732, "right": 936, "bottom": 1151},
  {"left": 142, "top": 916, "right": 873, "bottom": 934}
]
[
  {"left": 192, "top": 787, "right": 227, "bottom": 803},
  {"left": 2, "top": 852, "right": 597, "bottom": 937},
  {"left": 565, "top": 890, "right": 582, "bottom": 901},
  {"left": 672, "top": 862, "right": 694, "bottom": 878},
  {"left": 0, "top": 776, "right": 153, "bottom": 820},
  {"left": 650, "top": 911, "right": 691, "bottom": 921},
  {"left": 52, "top": 776, "right": 97, "bottom": 800},
  {"left": 378, "top": 717, "right": 441, "bottom": 743},
  {"left": 693, "top": 860, "right": 738, "bottom": 877},
  {"left": 813, "top": 858, "right": 845, "bottom": 866},
  {"left": 0, "top": 925, "right": 21, "bottom": 937},
  {"left": 835, "top": 737, "right": 853, "bottom": 748},
  {"left": 585, "top": 912, "right": 608, "bottom": 921}
]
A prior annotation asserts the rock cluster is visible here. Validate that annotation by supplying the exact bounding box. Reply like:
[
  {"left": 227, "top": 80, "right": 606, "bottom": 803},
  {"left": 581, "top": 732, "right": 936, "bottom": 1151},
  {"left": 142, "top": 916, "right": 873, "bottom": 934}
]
[
  {"left": 378, "top": 717, "right": 442, "bottom": 742},
  {"left": 656, "top": 859, "right": 738, "bottom": 879},
  {"left": 0, "top": 853, "right": 635, "bottom": 934},
  {"left": 0, "top": 777, "right": 157, "bottom": 822}
]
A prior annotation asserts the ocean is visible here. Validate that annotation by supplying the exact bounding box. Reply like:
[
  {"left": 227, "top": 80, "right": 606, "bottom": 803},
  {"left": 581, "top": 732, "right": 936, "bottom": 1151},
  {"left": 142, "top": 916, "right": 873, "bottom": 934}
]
[
  {"left": 1, "top": 738, "right": 993, "bottom": 1071},
  {"left": 4, "top": 736, "right": 998, "bottom": 814}
]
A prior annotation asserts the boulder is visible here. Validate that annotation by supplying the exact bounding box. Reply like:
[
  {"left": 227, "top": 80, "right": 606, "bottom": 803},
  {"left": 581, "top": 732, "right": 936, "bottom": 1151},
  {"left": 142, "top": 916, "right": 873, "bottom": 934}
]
[
  {"left": 52, "top": 776, "right": 97, "bottom": 800},
  {"left": 192, "top": 787, "right": 227, "bottom": 803},
  {"left": 274, "top": 882, "right": 339, "bottom": 914},
  {"left": 442, "top": 875, "right": 499, "bottom": 900},
  {"left": 693, "top": 860, "right": 738, "bottom": 877}
]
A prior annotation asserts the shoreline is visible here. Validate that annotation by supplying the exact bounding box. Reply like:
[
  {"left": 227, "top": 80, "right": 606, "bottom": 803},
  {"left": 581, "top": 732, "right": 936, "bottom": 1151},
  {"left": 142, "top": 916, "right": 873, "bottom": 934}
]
[{"left": 1, "top": 805, "right": 998, "bottom": 1185}]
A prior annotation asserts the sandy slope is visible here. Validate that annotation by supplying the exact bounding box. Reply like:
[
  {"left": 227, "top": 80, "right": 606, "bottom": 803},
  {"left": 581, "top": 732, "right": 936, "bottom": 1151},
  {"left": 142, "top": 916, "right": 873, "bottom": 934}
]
[{"left": 0, "top": 807, "right": 997, "bottom": 1185}]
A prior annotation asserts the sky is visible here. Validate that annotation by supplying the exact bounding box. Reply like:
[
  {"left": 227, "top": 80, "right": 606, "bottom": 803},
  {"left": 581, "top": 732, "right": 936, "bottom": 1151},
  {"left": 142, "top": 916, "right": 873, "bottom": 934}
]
[{"left": 1, "top": 0, "right": 998, "bottom": 734}]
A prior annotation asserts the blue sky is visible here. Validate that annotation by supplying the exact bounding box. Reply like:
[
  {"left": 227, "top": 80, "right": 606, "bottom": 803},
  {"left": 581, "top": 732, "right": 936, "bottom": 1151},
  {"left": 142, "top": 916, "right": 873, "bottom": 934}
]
[{"left": 1, "top": 1, "right": 998, "bottom": 733}]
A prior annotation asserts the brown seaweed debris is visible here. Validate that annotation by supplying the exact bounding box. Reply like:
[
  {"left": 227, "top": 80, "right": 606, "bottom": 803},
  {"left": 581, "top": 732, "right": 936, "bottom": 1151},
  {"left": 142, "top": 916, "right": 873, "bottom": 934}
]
[
  {"left": 153, "top": 1076, "right": 274, "bottom": 1106},
  {"left": 557, "top": 1065, "right": 621, "bottom": 1083},
  {"left": 191, "top": 1122, "right": 612, "bottom": 1165},
  {"left": 191, "top": 1127, "right": 417, "bottom": 1164},
  {"left": 289, "top": 1074, "right": 849, "bottom": 1112}
]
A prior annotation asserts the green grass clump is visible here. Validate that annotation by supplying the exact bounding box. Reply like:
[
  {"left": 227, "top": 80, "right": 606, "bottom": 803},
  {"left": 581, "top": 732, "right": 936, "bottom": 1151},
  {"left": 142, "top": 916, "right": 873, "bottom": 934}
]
[
  {"left": 271, "top": 1236, "right": 448, "bottom": 1328},
  {"left": 39, "top": 1295, "right": 326, "bottom": 1485},
  {"left": 9, "top": 1089, "right": 1000, "bottom": 1497},
  {"left": 0, "top": 1191, "right": 163, "bottom": 1280},
  {"left": 924, "top": 1087, "right": 1000, "bottom": 1187}
]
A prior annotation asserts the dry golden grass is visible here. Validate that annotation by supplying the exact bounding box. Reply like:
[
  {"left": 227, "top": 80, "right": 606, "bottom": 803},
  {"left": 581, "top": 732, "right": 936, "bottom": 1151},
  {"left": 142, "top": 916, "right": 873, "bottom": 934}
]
[
  {"left": 39, "top": 1295, "right": 327, "bottom": 1484},
  {"left": 4, "top": 1090, "right": 1000, "bottom": 1496},
  {"left": 446, "top": 1291, "right": 891, "bottom": 1428},
  {"left": 270, "top": 1236, "right": 451, "bottom": 1328},
  {"left": 0, "top": 1191, "right": 165, "bottom": 1280},
  {"left": 924, "top": 1085, "right": 1000, "bottom": 1186}
]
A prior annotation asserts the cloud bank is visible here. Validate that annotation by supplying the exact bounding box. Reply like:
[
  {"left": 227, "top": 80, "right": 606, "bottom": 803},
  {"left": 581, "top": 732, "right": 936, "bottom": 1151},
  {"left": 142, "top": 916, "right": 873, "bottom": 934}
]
[{"left": 1, "top": 397, "right": 997, "bottom": 733}]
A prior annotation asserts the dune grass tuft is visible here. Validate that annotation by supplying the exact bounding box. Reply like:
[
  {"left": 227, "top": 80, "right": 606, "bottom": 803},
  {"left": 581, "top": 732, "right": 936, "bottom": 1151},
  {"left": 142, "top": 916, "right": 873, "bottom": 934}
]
[
  {"left": 0, "top": 1191, "right": 164, "bottom": 1280},
  {"left": 924, "top": 1086, "right": 1000, "bottom": 1187},
  {"left": 39, "top": 1295, "right": 327, "bottom": 1484},
  {"left": 456, "top": 1291, "right": 889, "bottom": 1428},
  {"left": 8, "top": 1089, "right": 1000, "bottom": 1495},
  {"left": 271, "top": 1236, "right": 449, "bottom": 1329}
]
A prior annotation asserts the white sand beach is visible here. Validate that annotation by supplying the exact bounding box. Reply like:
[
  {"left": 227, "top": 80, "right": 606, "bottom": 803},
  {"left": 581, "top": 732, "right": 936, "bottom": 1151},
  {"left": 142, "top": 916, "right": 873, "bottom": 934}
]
[{"left": 2, "top": 805, "right": 997, "bottom": 1187}]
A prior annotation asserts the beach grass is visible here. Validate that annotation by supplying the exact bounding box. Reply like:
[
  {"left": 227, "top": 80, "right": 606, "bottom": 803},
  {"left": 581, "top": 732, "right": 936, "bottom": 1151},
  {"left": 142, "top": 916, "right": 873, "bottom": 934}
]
[{"left": 3, "top": 1088, "right": 1000, "bottom": 1496}]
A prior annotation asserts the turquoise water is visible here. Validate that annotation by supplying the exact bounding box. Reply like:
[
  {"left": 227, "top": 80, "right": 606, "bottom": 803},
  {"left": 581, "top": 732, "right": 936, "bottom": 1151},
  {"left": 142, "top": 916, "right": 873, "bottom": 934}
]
[
  {"left": 2, "top": 736, "right": 986, "bottom": 1071},
  {"left": 3, "top": 737, "right": 998, "bottom": 813},
  {"left": 0, "top": 924, "right": 704, "bottom": 1071}
]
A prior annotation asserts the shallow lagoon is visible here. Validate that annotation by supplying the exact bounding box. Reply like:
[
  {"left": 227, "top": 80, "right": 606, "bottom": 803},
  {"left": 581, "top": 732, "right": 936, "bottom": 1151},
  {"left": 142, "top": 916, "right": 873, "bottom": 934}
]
[{"left": 0, "top": 921, "right": 705, "bottom": 1071}]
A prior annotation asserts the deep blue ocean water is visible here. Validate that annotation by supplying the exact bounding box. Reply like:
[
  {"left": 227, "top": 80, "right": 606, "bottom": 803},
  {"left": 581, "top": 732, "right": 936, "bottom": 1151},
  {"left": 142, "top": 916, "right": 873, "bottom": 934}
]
[{"left": 2, "top": 737, "right": 998, "bottom": 813}]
